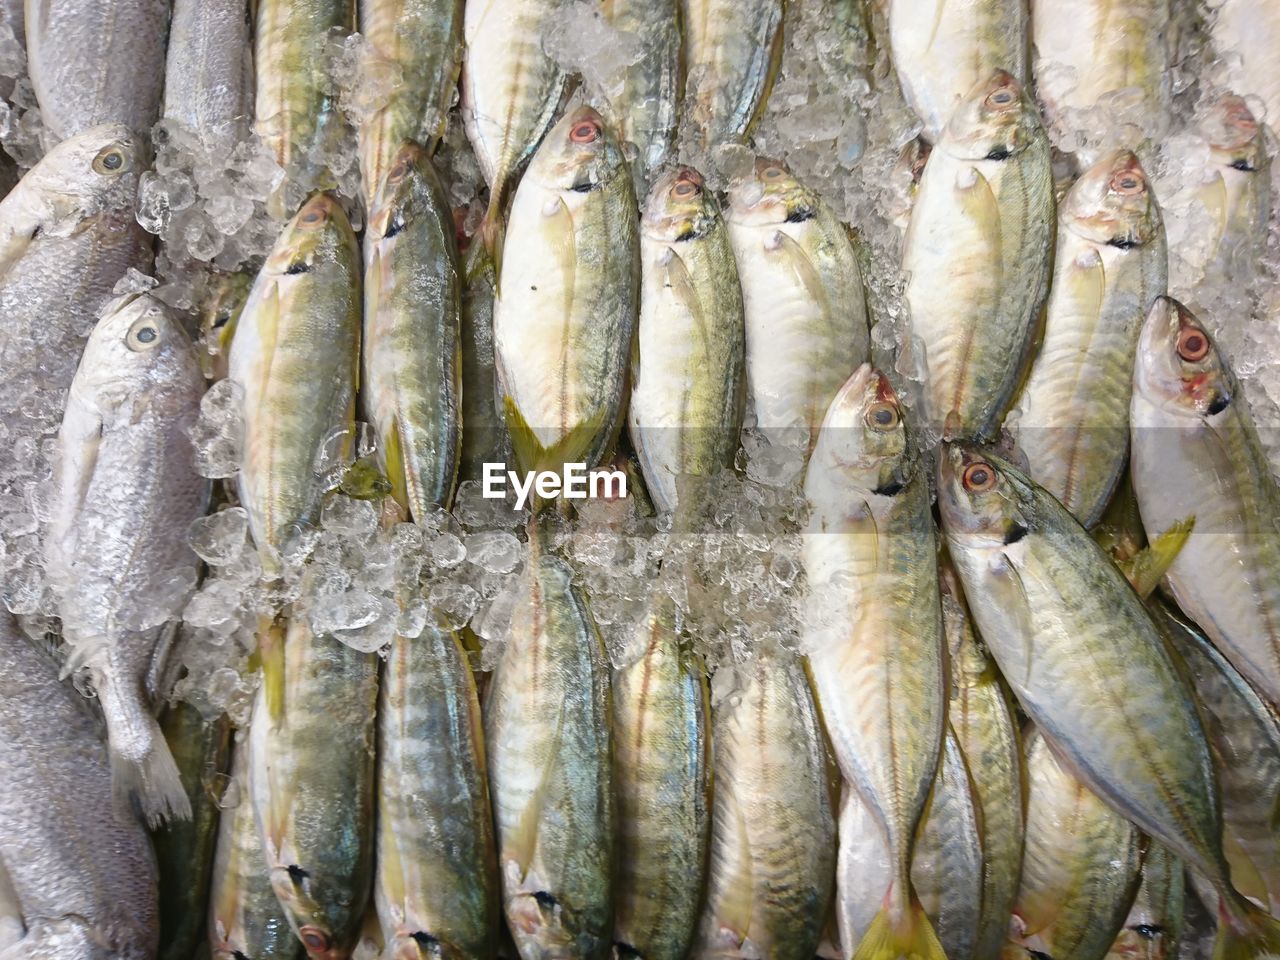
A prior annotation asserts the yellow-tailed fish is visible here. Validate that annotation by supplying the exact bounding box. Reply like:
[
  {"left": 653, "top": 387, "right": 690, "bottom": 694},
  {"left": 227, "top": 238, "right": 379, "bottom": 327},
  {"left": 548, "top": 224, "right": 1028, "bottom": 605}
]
[
  {"left": 938, "top": 443, "right": 1280, "bottom": 959},
  {"left": 493, "top": 106, "right": 639, "bottom": 480},
  {"left": 902, "top": 71, "right": 1053, "bottom": 441},
  {"left": 629, "top": 166, "right": 744, "bottom": 514},
  {"left": 163, "top": 0, "right": 253, "bottom": 153},
  {"left": 803, "top": 364, "right": 946, "bottom": 960},
  {"left": 363, "top": 143, "right": 462, "bottom": 520},
  {"left": 229, "top": 194, "right": 361, "bottom": 579},
  {"left": 598, "top": 0, "right": 682, "bottom": 172},
  {"left": 1009, "top": 149, "right": 1167, "bottom": 527},
  {"left": 1130, "top": 297, "right": 1280, "bottom": 709},
  {"left": 1208, "top": 0, "right": 1280, "bottom": 137},
  {"left": 1105, "top": 842, "right": 1185, "bottom": 960}
]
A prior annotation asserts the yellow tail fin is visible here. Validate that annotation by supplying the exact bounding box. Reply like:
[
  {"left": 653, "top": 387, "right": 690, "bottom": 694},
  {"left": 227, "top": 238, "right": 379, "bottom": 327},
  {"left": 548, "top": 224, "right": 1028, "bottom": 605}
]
[
  {"left": 851, "top": 898, "right": 948, "bottom": 960},
  {"left": 1214, "top": 894, "right": 1280, "bottom": 960}
]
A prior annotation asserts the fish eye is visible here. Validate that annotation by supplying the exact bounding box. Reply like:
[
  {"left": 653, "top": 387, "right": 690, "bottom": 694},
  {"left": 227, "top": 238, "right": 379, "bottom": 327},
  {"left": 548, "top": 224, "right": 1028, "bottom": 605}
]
[
  {"left": 298, "top": 926, "right": 330, "bottom": 953},
  {"left": 570, "top": 120, "right": 601, "bottom": 144},
  {"left": 1111, "top": 171, "right": 1144, "bottom": 195},
  {"left": 962, "top": 460, "right": 997, "bottom": 492},
  {"left": 299, "top": 203, "right": 329, "bottom": 228},
  {"left": 1177, "top": 326, "right": 1211, "bottom": 363},
  {"left": 987, "top": 89, "right": 1015, "bottom": 107},
  {"left": 127, "top": 318, "right": 161, "bottom": 351},
  {"left": 387, "top": 157, "right": 411, "bottom": 183},
  {"left": 93, "top": 145, "right": 129, "bottom": 175},
  {"left": 865, "top": 400, "right": 899, "bottom": 431},
  {"left": 671, "top": 177, "right": 700, "bottom": 199},
  {"left": 762, "top": 165, "right": 785, "bottom": 180}
]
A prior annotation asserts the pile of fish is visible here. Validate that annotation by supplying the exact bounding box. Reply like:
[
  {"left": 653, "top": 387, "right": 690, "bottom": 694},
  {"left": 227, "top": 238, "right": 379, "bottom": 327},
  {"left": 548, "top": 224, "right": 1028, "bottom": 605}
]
[{"left": 1, "top": 0, "right": 1280, "bottom": 959}]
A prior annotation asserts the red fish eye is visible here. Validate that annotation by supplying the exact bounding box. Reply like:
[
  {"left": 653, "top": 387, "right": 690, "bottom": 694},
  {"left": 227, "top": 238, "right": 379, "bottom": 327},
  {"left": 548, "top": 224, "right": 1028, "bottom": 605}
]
[
  {"left": 671, "top": 178, "right": 699, "bottom": 198},
  {"left": 962, "top": 461, "right": 997, "bottom": 492},
  {"left": 570, "top": 121, "right": 601, "bottom": 143},
  {"left": 299, "top": 926, "right": 330, "bottom": 954},
  {"left": 1111, "top": 171, "right": 1144, "bottom": 195},
  {"left": 1177, "top": 327, "right": 1210, "bottom": 362}
]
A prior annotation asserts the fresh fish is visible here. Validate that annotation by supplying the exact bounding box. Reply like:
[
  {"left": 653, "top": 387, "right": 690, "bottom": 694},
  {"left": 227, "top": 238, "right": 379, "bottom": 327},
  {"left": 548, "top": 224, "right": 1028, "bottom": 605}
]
[
  {"left": 1208, "top": 0, "right": 1280, "bottom": 137},
  {"left": 1009, "top": 149, "right": 1167, "bottom": 527},
  {"left": 484, "top": 543, "right": 613, "bottom": 960},
  {"left": 803, "top": 364, "right": 946, "bottom": 960},
  {"left": 163, "top": 0, "right": 253, "bottom": 153},
  {"left": 209, "top": 739, "right": 302, "bottom": 960},
  {"left": 493, "top": 106, "right": 639, "bottom": 478},
  {"left": 834, "top": 782, "right": 893, "bottom": 958},
  {"left": 597, "top": 0, "right": 682, "bottom": 172},
  {"left": 44, "top": 292, "right": 208, "bottom": 825},
  {"left": 376, "top": 621, "right": 499, "bottom": 959},
  {"left": 461, "top": 0, "right": 566, "bottom": 255},
  {"left": 612, "top": 593, "right": 711, "bottom": 960},
  {"left": 1009, "top": 727, "right": 1143, "bottom": 960},
  {"left": 1130, "top": 296, "right": 1280, "bottom": 709},
  {"left": 248, "top": 615, "right": 379, "bottom": 960},
  {"left": 681, "top": 0, "right": 784, "bottom": 149},
  {"left": 229, "top": 193, "right": 361, "bottom": 578},
  {"left": 154, "top": 701, "right": 232, "bottom": 960},
  {"left": 888, "top": 0, "right": 1028, "bottom": 143},
  {"left": 1155, "top": 599, "right": 1280, "bottom": 913},
  {"left": 0, "top": 613, "right": 159, "bottom": 959},
  {"left": 902, "top": 70, "right": 1053, "bottom": 440},
  {"left": 938, "top": 443, "right": 1280, "bottom": 958},
  {"left": 363, "top": 143, "right": 462, "bottom": 520},
  {"left": 25, "top": 0, "right": 169, "bottom": 140},
  {"left": 726, "top": 158, "right": 869, "bottom": 449},
  {"left": 692, "top": 651, "right": 836, "bottom": 959},
  {"left": 629, "top": 166, "right": 744, "bottom": 514},
  {"left": 1105, "top": 842, "right": 1185, "bottom": 960},
  {"left": 940, "top": 559, "right": 1024, "bottom": 960},
  {"left": 357, "top": 0, "right": 463, "bottom": 201},
  {"left": 200, "top": 271, "right": 253, "bottom": 382}
]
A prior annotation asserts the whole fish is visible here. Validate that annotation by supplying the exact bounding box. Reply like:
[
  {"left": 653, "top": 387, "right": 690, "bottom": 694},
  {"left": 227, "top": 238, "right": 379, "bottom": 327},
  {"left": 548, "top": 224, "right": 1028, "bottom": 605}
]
[
  {"left": 938, "top": 443, "right": 1280, "bottom": 957},
  {"left": 484, "top": 545, "right": 613, "bottom": 960},
  {"left": 493, "top": 106, "right": 639, "bottom": 478},
  {"left": 1130, "top": 296, "right": 1280, "bottom": 709},
  {"left": 726, "top": 158, "right": 869, "bottom": 449},
  {"left": 802, "top": 364, "right": 946, "bottom": 960},
  {"left": 693, "top": 651, "right": 836, "bottom": 959},
  {"left": 363, "top": 143, "right": 462, "bottom": 520},
  {"left": 44, "top": 292, "right": 208, "bottom": 825},
  {"left": 0, "top": 613, "right": 159, "bottom": 959},
  {"left": 458, "top": 245, "right": 509, "bottom": 481},
  {"left": 1209, "top": 0, "right": 1280, "bottom": 137},
  {"left": 461, "top": 0, "right": 566, "bottom": 256},
  {"left": 1009, "top": 727, "right": 1143, "bottom": 960},
  {"left": 1155, "top": 599, "right": 1280, "bottom": 913},
  {"left": 376, "top": 621, "right": 498, "bottom": 959},
  {"left": 209, "top": 739, "right": 302, "bottom": 960},
  {"left": 612, "top": 593, "right": 711, "bottom": 960},
  {"left": 229, "top": 193, "right": 361, "bottom": 578},
  {"left": 248, "top": 615, "right": 378, "bottom": 960},
  {"left": 25, "top": 0, "right": 169, "bottom": 140},
  {"left": 357, "top": 0, "right": 463, "bottom": 201},
  {"left": 1009, "top": 149, "right": 1167, "bottom": 527},
  {"left": 1105, "top": 842, "right": 1185, "bottom": 960},
  {"left": 902, "top": 71, "right": 1053, "bottom": 440},
  {"left": 163, "top": 0, "right": 253, "bottom": 153},
  {"left": 888, "top": 0, "right": 1028, "bottom": 143},
  {"left": 681, "top": 0, "right": 784, "bottom": 149},
  {"left": 629, "top": 166, "right": 744, "bottom": 514},
  {"left": 940, "top": 560, "right": 1024, "bottom": 960},
  {"left": 597, "top": 0, "right": 681, "bottom": 172}
]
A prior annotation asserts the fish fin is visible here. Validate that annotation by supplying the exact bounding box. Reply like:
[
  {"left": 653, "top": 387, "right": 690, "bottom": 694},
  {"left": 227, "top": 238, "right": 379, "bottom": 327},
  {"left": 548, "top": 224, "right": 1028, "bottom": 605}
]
[
  {"left": 1213, "top": 893, "right": 1280, "bottom": 960},
  {"left": 381, "top": 416, "right": 412, "bottom": 516},
  {"left": 503, "top": 396, "right": 611, "bottom": 485},
  {"left": 479, "top": 198, "right": 505, "bottom": 291},
  {"left": 508, "top": 705, "right": 566, "bottom": 875},
  {"left": 1118, "top": 516, "right": 1195, "bottom": 599},
  {"left": 257, "top": 616, "right": 287, "bottom": 722},
  {"left": 850, "top": 896, "right": 947, "bottom": 960},
  {"left": 102, "top": 690, "right": 193, "bottom": 828}
]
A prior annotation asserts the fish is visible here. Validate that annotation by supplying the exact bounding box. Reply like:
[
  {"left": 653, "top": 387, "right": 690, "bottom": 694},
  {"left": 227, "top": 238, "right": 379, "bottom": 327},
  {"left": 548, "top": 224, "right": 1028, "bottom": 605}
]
[
  {"left": 461, "top": 0, "right": 567, "bottom": 257},
  {"left": 163, "top": 0, "right": 254, "bottom": 153},
  {"left": 1130, "top": 296, "right": 1280, "bottom": 709},
  {"left": 692, "top": 650, "right": 836, "bottom": 959},
  {"left": 484, "top": 542, "right": 613, "bottom": 960},
  {"left": 629, "top": 166, "right": 745, "bottom": 514},
  {"left": 888, "top": 0, "right": 1028, "bottom": 143},
  {"left": 1105, "top": 842, "right": 1185, "bottom": 960},
  {"left": 937, "top": 442, "right": 1280, "bottom": 958},
  {"left": 209, "top": 738, "right": 303, "bottom": 960},
  {"left": 229, "top": 193, "right": 361, "bottom": 579},
  {"left": 681, "top": 0, "right": 784, "bottom": 149},
  {"left": 200, "top": 271, "right": 253, "bottom": 382},
  {"left": 611, "top": 593, "right": 711, "bottom": 960},
  {"left": 363, "top": 143, "right": 462, "bottom": 520},
  {"left": 458, "top": 245, "right": 510, "bottom": 481},
  {"left": 1008, "top": 149, "right": 1167, "bottom": 527},
  {"left": 248, "top": 615, "right": 379, "bottom": 960},
  {"left": 940, "top": 559, "right": 1024, "bottom": 960},
  {"left": 0, "top": 612, "right": 159, "bottom": 959},
  {"left": 356, "top": 0, "right": 463, "bottom": 201},
  {"left": 902, "top": 70, "right": 1053, "bottom": 440},
  {"left": 44, "top": 292, "right": 209, "bottom": 825},
  {"left": 1208, "top": 0, "right": 1280, "bottom": 137},
  {"left": 492, "top": 106, "right": 639, "bottom": 480},
  {"left": 1154, "top": 599, "right": 1280, "bottom": 913},
  {"left": 833, "top": 781, "right": 893, "bottom": 958},
  {"left": 154, "top": 701, "right": 232, "bottom": 960},
  {"left": 596, "top": 0, "right": 682, "bottom": 172},
  {"left": 802, "top": 364, "right": 946, "bottom": 960},
  {"left": 375, "top": 621, "right": 499, "bottom": 959},
  {"left": 726, "top": 158, "right": 870, "bottom": 451},
  {"left": 25, "top": 0, "right": 169, "bottom": 141},
  {"left": 1008, "top": 726, "right": 1144, "bottom": 960}
]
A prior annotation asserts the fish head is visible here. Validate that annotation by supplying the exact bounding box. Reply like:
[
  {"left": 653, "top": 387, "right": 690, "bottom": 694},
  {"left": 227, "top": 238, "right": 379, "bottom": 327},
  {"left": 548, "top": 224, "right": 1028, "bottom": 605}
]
[
  {"left": 76, "top": 292, "right": 198, "bottom": 402},
  {"left": 506, "top": 890, "right": 581, "bottom": 955},
  {"left": 1134, "top": 296, "right": 1234, "bottom": 419},
  {"left": 937, "top": 443, "right": 1036, "bottom": 547},
  {"left": 808, "top": 364, "right": 909, "bottom": 496},
  {"left": 1063, "top": 150, "right": 1162, "bottom": 247},
  {"left": 262, "top": 193, "right": 355, "bottom": 281},
  {"left": 529, "top": 105, "right": 626, "bottom": 195},
  {"left": 1203, "top": 94, "right": 1266, "bottom": 175},
  {"left": 942, "top": 71, "right": 1041, "bottom": 163},
  {"left": 726, "top": 157, "right": 815, "bottom": 228},
  {"left": 643, "top": 166, "right": 719, "bottom": 242},
  {"left": 367, "top": 142, "right": 438, "bottom": 241},
  {"left": 269, "top": 865, "right": 347, "bottom": 960}
]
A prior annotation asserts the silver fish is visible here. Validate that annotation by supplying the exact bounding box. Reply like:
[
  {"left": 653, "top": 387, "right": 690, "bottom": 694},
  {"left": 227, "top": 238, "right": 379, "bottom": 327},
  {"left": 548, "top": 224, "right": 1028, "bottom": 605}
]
[{"left": 163, "top": 0, "right": 253, "bottom": 153}]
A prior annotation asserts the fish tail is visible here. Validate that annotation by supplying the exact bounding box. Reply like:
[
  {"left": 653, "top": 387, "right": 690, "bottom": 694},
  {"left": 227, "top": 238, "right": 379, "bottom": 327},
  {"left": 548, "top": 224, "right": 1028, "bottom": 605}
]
[
  {"left": 479, "top": 195, "right": 505, "bottom": 286},
  {"left": 1213, "top": 891, "right": 1280, "bottom": 960},
  {"left": 850, "top": 893, "right": 947, "bottom": 960},
  {"left": 99, "top": 672, "right": 192, "bottom": 827}
]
